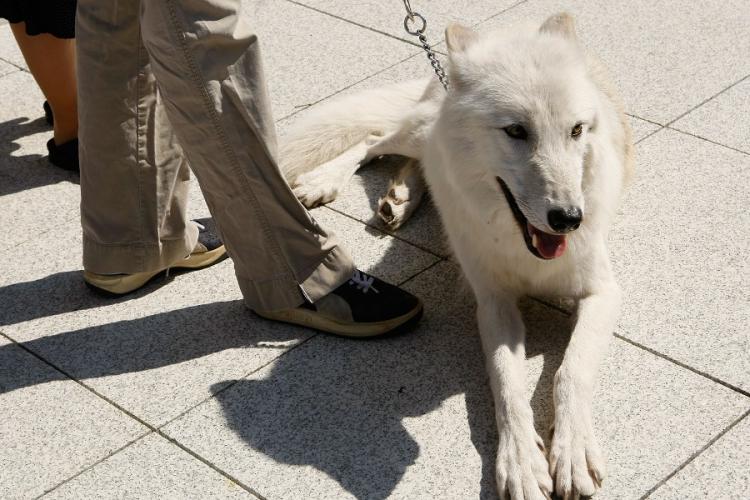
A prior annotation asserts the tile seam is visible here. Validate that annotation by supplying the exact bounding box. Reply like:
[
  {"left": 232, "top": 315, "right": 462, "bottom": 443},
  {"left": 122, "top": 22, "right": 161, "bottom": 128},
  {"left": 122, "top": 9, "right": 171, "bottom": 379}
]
[
  {"left": 640, "top": 408, "right": 750, "bottom": 499},
  {"left": 284, "top": 0, "right": 423, "bottom": 48},
  {"left": 156, "top": 333, "right": 321, "bottom": 432},
  {"left": 0, "top": 56, "right": 27, "bottom": 72},
  {"left": 613, "top": 333, "right": 750, "bottom": 398},
  {"left": 528, "top": 298, "right": 750, "bottom": 398},
  {"left": 35, "top": 431, "right": 153, "bottom": 499},
  {"left": 0, "top": 331, "right": 262, "bottom": 499},
  {"left": 665, "top": 126, "right": 750, "bottom": 157},
  {"left": 276, "top": 50, "right": 423, "bottom": 122},
  {"left": 665, "top": 74, "right": 750, "bottom": 127},
  {"left": 324, "top": 205, "right": 448, "bottom": 259}
]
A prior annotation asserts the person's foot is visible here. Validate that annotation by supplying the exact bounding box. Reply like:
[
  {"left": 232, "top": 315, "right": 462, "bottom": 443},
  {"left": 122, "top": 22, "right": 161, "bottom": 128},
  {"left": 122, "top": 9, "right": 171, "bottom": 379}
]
[
  {"left": 84, "top": 219, "right": 227, "bottom": 296},
  {"left": 47, "top": 138, "right": 79, "bottom": 172},
  {"left": 255, "top": 270, "right": 423, "bottom": 338}
]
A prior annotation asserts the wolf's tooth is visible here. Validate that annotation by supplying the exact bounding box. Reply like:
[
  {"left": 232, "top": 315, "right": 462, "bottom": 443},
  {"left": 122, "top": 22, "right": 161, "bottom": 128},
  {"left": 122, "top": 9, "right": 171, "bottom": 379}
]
[{"left": 531, "top": 233, "right": 539, "bottom": 249}]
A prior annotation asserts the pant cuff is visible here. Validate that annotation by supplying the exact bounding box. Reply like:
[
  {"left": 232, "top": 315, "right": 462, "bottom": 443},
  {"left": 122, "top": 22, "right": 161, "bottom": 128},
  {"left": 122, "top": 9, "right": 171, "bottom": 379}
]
[
  {"left": 239, "top": 246, "right": 355, "bottom": 312},
  {"left": 82, "top": 225, "right": 198, "bottom": 274}
]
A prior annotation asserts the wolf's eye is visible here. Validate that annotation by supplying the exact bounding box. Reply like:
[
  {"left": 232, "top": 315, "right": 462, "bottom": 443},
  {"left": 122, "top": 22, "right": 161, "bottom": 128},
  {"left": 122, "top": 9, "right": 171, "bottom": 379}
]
[
  {"left": 503, "top": 124, "right": 528, "bottom": 140},
  {"left": 571, "top": 123, "right": 584, "bottom": 138}
]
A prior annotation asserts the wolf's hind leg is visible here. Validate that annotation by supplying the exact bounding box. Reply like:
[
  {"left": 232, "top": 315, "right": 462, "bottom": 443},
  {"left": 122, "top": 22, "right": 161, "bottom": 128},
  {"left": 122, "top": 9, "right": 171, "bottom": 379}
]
[
  {"left": 364, "top": 127, "right": 423, "bottom": 162},
  {"left": 377, "top": 159, "right": 425, "bottom": 229},
  {"left": 291, "top": 140, "right": 370, "bottom": 208}
]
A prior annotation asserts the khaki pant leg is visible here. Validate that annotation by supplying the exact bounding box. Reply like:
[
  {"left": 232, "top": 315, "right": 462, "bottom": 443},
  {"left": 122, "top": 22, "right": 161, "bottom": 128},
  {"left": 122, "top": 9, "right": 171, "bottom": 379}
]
[
  {"left": 137, "top": 0, "right": 355, "bottom": 311},
  {"left": 77, "top": 0, "right": 197, "bottom": 274}
]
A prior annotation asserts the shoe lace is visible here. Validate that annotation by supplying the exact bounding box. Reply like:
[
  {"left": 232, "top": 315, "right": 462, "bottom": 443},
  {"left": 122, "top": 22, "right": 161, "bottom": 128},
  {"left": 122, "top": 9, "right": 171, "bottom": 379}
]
[{"left": 349, "top": 270, "right": 380, "bottom": 294}]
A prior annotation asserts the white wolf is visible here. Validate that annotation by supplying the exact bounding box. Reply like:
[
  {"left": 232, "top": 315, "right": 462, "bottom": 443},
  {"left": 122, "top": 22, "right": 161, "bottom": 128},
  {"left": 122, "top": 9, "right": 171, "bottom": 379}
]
[{"left": 281, "top": 13, "right": 634, "bottom": 500}]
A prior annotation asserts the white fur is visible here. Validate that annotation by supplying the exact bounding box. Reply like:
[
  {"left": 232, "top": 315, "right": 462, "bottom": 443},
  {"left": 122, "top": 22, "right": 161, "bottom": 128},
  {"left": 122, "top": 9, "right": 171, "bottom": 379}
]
[{"left": 280, "top": 13, "right": 634, "bottom": 500}]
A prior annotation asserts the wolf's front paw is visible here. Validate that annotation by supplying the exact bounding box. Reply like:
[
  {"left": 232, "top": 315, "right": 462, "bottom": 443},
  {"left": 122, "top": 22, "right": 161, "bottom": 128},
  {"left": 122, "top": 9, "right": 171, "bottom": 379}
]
[
  {"left": 292, "top": 170, "right": 342, "bottom": 208},
  {"left": 496, "top": 428, "right": 552, "bottom": 500},
  {"left": 549, "top": 415, "right": 605, "bottom": 499}
]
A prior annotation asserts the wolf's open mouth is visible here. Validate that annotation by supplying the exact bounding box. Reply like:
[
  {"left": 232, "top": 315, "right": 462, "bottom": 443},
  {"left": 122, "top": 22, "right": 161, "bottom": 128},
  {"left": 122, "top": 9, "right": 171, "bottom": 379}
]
[{"left": 496, "top": 177, "right": 567, "bottom": 260}]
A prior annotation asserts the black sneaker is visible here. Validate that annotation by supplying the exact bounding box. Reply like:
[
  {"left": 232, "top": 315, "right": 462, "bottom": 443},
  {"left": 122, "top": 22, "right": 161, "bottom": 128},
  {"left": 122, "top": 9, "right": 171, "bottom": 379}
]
[
  {"left": 255, "top": 270, "right": 423, "bottom": 338},
  {"left": 84, "top": 218, "right": 227, "bottom": 295},
  {"left": 47, "top": 138, "right": 79, "bottom": 172}
]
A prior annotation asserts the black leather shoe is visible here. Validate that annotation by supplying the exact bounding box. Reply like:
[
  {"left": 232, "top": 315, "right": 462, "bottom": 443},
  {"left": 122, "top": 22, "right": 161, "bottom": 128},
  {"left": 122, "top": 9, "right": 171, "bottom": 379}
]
[{"left": 47, "top": 138, "right": 79, "bottom": 173}]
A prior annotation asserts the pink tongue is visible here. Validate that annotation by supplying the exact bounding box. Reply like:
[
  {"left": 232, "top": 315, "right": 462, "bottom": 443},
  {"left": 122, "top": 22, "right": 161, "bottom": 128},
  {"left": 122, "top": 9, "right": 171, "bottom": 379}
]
[{"left": 528, "top": 224, "right": 567, "bottom": 259}]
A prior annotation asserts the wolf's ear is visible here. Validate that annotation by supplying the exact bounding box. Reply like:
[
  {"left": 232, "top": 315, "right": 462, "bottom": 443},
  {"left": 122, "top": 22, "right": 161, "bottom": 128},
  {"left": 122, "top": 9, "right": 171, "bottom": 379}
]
[
  {"left": 539, "top": 12, "right": 577, "bottom": 40},
  {"left": 445, "top": 23, "right": 479, "bottom": 53}
]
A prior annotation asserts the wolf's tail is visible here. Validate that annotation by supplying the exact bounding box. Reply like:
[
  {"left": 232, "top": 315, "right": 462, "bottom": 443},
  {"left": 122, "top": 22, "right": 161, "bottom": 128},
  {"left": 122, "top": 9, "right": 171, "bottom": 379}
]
[{"left": 279, "top": 79, "right": 428, "bottom": 183}]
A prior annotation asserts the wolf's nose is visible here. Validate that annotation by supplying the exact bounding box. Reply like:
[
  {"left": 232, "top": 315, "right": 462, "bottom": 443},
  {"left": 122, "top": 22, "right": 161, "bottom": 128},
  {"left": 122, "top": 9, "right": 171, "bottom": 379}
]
[{"left": 548, "top": 207, "right": 583, "bottom": 232}]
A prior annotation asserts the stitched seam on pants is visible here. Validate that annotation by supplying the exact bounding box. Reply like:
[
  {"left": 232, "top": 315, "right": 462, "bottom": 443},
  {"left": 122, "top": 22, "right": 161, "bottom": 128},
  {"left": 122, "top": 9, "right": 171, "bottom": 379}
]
[
  {"left": 135, "top": 24, "right": 146, "bottom": 270},
  {"left": 163, "top": 0, "right": 297, "bottom": 284}
]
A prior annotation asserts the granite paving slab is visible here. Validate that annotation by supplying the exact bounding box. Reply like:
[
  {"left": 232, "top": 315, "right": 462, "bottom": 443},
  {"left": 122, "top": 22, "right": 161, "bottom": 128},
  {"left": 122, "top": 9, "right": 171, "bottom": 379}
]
[
  {"left": 478, "top": 0, "right": 750, "bottom": 124},
  {"left": 671, "top": 77, "right": 750, "bottom": 154},
  {"left": 241, "top": 0, "right": 418, "bottom": 120},
  {"left": 44, "top": 433, "right": 255, "bottom": 499},
  {"left": 649, "top": 413, "right": 750, "bottom": 500},
  {"left": 163, "top": 262, "right": 748, "bottom": 499},
  {"left": 610, "top": 128, "right": 750, "bottom": 393},
  {"left": 0, "top": 206, "right": 438, "bottom": 427},
  {"left": 0, "top": 336, "right": 147, "bottom": 499}
]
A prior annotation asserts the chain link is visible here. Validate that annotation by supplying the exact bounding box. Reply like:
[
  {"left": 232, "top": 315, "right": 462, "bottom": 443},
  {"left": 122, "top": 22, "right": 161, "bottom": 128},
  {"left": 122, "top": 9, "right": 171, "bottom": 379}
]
[
  {"left": 402, "top": 2, "right": 449, "bottom": 91},
  {"left": 416, "top": 32, "right": 449, "bottom": 90}
]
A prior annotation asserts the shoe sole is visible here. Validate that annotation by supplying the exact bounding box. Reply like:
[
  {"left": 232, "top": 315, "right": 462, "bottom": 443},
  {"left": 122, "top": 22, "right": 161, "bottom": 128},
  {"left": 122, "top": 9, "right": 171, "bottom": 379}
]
[
  {"left": 84, "top": 245, "right": 227, "bottom": 296},
  {"left": 255, "top": 301, "right": 424, "bottom": 338}
]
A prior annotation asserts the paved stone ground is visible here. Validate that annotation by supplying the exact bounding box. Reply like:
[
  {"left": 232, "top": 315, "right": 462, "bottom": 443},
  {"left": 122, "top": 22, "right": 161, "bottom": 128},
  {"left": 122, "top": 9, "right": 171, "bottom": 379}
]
[{"left": 1, "top": 1, "right": 748, "bottom": 499}]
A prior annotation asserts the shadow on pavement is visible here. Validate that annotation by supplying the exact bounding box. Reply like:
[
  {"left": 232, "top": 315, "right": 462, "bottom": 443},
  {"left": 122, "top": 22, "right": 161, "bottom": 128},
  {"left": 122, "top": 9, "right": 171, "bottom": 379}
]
[
  {"left": 0, "top": 300, "right": 303, "bottom": 396},
  {"left": 0, "top": 116, "right": 78, "bottom": 197},
  {"left": 0, "top": 269, "right": 189, "bottom": 327},
  {"left": 0, "top": 152, "right": 572, "bottom": 498},
  {"left": 211, "top": 282, "right": 569, "bottom": 499}
]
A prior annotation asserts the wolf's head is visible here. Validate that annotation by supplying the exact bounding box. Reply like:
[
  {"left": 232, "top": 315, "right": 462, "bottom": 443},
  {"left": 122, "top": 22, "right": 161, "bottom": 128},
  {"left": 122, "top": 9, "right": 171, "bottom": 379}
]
[{"left": 441, "top": 13, "right": 598, "bottom": 260}]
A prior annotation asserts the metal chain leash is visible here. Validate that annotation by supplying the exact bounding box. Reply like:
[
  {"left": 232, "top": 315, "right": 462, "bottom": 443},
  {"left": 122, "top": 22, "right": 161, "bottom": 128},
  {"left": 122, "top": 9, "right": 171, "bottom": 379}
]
[{"left": 402, "top": 0, "right": 449, "bottom": 91}]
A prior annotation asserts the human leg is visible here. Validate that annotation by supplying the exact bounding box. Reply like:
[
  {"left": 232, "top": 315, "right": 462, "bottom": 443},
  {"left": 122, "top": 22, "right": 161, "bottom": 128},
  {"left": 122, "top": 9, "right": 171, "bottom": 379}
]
[
  {"left": 10, "top": 23, "right": 78, "bottom": 145},
  {"left": 76, "top": 0, "right": 204, "bottom": 278}
]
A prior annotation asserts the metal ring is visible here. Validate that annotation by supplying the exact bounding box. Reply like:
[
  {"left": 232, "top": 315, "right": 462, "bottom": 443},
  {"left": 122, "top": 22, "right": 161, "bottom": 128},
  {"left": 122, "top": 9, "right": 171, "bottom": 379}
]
[{"left": 404, "top": 12, "right": 426, "bottom": 35}]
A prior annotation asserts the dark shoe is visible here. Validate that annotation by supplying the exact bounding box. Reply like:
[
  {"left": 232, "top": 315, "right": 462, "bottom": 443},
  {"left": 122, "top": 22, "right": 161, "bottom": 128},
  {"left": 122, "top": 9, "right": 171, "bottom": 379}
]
[
  {"left": 47, "top": 138, "right": 79, "bottom": 172},
  {"left": 43, "top": 101, "right": 53, "bottom": 126},
  {"left": 255, "top": 270, "right": 423, "bottom": 338},
  {"left": 84, "top": 218, "right": 227, "bottom": 295}
]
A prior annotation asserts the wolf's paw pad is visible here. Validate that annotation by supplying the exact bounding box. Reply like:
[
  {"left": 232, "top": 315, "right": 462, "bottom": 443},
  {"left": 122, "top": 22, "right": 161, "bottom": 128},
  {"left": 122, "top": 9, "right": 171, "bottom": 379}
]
[
  {"left": 292, "top": 171, "right": 341, "bottom": 208},
  {"left": 549, "top": 422, "right": 605, "bottom": 499},
  {"left": 377, "top": 187, "right": 414, "bottom": 229},
  {"left": 496, "top": 429, "right": 552, "bottom": 500},
  {"left": 378, "top": 197, "right": 404, "bottom": 229}
]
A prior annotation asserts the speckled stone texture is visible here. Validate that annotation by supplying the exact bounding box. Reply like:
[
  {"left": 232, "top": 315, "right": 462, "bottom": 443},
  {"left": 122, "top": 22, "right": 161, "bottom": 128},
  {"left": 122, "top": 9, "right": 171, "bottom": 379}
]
[
  {"left": 293, "top": 0, "right": 522, "bottom": 41},
  {"left": 629, "top": 116, "right": 661, "bottom": 143},
  {"left": 241, "top": 0, "right": 419, "bottom": 120},
  {"left": 162, "top": 263, "right": 748, "bottom": 499},
  {"left": 44, "top": 434, "right": 254, "bottom": 499},
  {"left": 671, "top": 77, "right": 750, "bottom": 153},
  {"left": 611, "top": 128, "right": 750, "bottom": 393},
  {"left": 0, "top": 24, "right": 27, "bottom": 70},
  {"left": 0, "top": 58, "right": 16, "bottom": 77},
  {"left": 0, "top": 204, "right": 438, "bottom": 427},
  {"left": 1, "top": 0, "right": 748, "bottom": 497},
  {"left": 479, "top": 0, "right": 750, "bottom": 124},
  {"left": 0, "top": 71, "right": 79, "bottom": 249},
  {"left": 649, "top": 415, "right": 750, "bottom": 499},
  {"left": 0, "top": 336, "right": 147, "bottom": 499}
]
